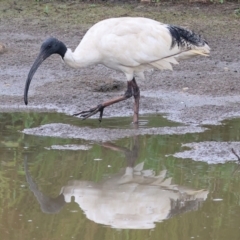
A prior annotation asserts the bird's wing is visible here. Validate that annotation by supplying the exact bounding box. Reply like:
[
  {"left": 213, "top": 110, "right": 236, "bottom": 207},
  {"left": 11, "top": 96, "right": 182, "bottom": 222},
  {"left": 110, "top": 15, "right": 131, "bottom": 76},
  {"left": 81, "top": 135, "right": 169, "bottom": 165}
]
[
  {"left": 97, "top": 18, "right": 175, "bottom": 67},
  {"left": 75, "top": 17, "right": 209, "bottom": 72},
  {"left": 75, "top": 18, "right": 174, "bottom": 67}
]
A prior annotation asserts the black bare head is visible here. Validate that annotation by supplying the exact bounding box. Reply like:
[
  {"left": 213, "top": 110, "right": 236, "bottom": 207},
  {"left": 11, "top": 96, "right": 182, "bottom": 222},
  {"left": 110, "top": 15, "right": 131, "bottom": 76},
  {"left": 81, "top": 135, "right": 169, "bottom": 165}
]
[
  {"left": 40, "top": 37, "right": 67, "bottom": 59},
  {"left": 24, "top": 37, "right": 67, "bottom": 105}
]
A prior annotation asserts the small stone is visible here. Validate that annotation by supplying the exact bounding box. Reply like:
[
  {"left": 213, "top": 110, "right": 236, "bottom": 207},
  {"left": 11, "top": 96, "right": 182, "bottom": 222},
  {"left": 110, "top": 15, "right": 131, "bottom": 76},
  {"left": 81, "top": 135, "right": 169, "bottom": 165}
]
[{"left": 0, "top": 42, "right": 7, "bottom": 54}]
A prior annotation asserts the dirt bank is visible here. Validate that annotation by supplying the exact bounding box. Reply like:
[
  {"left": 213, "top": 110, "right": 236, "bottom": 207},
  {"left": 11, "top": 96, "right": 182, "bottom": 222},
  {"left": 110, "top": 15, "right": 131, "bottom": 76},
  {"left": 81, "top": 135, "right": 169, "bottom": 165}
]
[{"left": 0, "top": 1, "right": 240, "bottom": 125}]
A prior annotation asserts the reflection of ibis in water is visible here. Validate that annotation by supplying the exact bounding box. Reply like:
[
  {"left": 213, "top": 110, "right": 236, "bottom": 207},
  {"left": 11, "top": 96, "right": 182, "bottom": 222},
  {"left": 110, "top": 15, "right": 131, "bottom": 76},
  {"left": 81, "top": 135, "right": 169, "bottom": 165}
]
[
  {"left": 24, "top": 140, "right": 208, "bottom": 229},
  {"left": 23, "top": 17, "right": 210, "bottom": 123}
]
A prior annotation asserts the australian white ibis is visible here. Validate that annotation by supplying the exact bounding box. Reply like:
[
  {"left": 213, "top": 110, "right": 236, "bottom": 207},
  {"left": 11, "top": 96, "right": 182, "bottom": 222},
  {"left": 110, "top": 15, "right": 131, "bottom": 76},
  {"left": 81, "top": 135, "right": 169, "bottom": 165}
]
[{"left": 24, "top": 17, "right": 210, "bottom": 123}]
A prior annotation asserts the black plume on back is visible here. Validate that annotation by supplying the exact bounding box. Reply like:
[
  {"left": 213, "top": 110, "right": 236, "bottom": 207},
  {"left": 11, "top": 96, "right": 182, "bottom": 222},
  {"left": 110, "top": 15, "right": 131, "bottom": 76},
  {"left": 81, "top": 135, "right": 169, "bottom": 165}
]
[{"left": 167, "top": 25, "right": 208, "bottom": 49}]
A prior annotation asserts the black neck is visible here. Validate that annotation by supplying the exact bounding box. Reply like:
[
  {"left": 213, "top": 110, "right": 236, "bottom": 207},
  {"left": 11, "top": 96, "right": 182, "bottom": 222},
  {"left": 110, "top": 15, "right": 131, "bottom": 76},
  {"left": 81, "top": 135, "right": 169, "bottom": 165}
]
[{"left": 58, "top": 41, "right": 67, "bottom": 59}]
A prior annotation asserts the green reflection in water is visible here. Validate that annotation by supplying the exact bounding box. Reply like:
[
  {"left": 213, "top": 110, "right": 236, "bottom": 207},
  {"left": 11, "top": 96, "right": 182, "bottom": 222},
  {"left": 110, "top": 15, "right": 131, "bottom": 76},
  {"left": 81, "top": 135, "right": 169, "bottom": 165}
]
[{"left": 1, "top": 112, "right": 240, "bottom": 240}]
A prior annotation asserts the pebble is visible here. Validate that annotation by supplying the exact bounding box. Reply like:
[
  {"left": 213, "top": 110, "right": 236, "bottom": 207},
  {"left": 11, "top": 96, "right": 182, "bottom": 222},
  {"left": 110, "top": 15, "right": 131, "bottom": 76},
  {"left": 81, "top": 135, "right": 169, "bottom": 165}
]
[{"left": 0, "top": 42, "right": 7, "bottom": 54}]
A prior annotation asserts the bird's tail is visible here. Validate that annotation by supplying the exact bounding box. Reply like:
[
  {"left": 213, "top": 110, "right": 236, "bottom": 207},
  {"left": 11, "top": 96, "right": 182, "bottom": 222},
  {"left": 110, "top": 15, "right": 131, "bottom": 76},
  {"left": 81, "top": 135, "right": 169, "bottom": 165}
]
[
  {"left": 149, "top": 26, "right": 210, "bottom": 71},
  {"left": 150, "top": 43, "right": 210, "bottom": 71},
  {"left": 167, "top": 25, "right": 209, "bottom": 49},
  {"left": 175, "top": 43, "right": 210, "bottom": 60},
  {"left": 167, "top": 24, "right": 210, "bottom": 58}
]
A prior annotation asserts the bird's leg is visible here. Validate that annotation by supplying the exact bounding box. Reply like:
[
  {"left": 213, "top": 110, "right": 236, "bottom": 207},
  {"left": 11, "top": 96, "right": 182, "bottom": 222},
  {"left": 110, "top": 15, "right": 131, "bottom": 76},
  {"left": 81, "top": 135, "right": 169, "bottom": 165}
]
[
  {"left": 131, "top": 78, "right": 140, "bottom": 124},
  {"left": 73, "top": 80, "right": 134, "bottom": 122}
]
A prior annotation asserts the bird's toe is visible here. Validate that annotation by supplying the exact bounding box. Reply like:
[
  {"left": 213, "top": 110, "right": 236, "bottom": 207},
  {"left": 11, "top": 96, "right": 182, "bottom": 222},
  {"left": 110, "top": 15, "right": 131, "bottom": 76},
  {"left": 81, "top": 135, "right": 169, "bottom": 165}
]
[{"left": 73, "top": 104, "right": 105, "bottom": 121}]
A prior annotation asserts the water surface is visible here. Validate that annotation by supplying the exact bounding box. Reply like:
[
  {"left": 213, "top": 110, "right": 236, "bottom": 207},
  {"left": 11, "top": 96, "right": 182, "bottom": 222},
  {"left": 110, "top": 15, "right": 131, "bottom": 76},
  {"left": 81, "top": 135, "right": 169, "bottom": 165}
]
[{"left": 1, "top": 112, "right": 240, "bottom": 240}]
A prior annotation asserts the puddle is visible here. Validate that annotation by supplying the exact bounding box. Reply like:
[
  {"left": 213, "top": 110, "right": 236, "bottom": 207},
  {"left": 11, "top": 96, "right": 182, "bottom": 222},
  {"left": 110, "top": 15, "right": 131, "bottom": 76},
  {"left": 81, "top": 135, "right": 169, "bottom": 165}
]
[{"left": 1, "top": 112, "right": 240, "bottom": 239}]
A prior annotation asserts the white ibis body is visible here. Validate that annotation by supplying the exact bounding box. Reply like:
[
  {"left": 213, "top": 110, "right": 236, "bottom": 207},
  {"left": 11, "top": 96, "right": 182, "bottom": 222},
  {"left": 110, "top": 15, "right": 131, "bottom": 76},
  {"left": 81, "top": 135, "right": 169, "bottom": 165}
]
[{"left": 24, "top": 17, "right": 210, "bottom": 123}]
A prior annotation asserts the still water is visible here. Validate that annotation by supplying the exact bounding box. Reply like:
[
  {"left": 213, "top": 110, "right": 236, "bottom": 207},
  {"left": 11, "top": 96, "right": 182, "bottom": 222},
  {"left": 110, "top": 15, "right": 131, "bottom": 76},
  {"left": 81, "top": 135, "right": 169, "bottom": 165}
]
[{"left": 1, "top": 112, "right": 240, "bottom": 240}]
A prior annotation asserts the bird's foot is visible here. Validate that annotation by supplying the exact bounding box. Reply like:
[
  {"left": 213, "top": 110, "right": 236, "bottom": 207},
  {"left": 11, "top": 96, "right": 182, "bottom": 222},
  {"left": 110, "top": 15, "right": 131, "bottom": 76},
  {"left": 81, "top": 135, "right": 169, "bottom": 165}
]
[{"left": 73, "top": 104, "right": 105, "bottom": 122}]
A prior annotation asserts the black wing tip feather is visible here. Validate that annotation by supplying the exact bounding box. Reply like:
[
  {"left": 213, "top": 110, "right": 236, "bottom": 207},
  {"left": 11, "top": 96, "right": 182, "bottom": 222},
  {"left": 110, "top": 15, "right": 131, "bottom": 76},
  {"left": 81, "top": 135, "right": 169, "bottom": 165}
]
[{"left": 167, "top": 25, "right": 207, "bottom": 49}]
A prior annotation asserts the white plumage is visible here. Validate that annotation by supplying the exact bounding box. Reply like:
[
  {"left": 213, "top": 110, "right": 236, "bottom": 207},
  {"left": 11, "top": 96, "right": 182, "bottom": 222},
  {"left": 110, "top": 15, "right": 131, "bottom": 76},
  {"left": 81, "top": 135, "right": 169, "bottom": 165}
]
[
  {"left": 24, "top": 17, "right": 210, "bottom": 123},
  {"left": 65, "top": 17, "right": 210, "bottom": 79}
]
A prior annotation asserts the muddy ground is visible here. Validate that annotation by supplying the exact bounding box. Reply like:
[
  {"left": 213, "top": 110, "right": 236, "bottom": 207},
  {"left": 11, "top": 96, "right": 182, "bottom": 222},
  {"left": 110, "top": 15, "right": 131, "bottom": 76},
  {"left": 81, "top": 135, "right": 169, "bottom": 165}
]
[{"left": 0, "top": 1, "right": 240, "bottom": 127}]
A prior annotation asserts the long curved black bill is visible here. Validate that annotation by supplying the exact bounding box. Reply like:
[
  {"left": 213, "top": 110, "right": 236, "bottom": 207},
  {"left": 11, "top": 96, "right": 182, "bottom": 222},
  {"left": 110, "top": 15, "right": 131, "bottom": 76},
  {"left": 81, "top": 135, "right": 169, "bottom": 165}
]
[{"left": 24, "top": 51, "right": 48, "bottom": 105}]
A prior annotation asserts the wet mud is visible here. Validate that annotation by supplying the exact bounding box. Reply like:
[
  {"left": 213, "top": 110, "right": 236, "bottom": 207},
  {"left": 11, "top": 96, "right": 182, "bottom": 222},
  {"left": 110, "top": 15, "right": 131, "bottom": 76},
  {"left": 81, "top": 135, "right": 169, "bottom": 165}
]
[
  {"left": 22, "top": 123, "right": 206, "bottom": 141},
  {"left": 173, "top": 142, "right": 240, "bottom": 164}
]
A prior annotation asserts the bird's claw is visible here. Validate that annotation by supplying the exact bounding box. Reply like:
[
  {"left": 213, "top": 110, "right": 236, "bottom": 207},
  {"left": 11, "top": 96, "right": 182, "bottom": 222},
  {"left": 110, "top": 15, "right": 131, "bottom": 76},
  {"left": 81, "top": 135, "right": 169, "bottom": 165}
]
[{"left": 73, "top": 104, "right": 105, "bottom": 122}]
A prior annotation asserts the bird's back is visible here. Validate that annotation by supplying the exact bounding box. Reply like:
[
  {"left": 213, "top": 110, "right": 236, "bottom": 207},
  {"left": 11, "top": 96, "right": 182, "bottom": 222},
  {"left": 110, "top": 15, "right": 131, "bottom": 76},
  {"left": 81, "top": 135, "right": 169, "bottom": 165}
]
[
  {"left": 73, "top": 17, "right": 210, "bottom": 77},
  {"left": 76, "top": 17, "right": 171, "bottom": 65}
]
